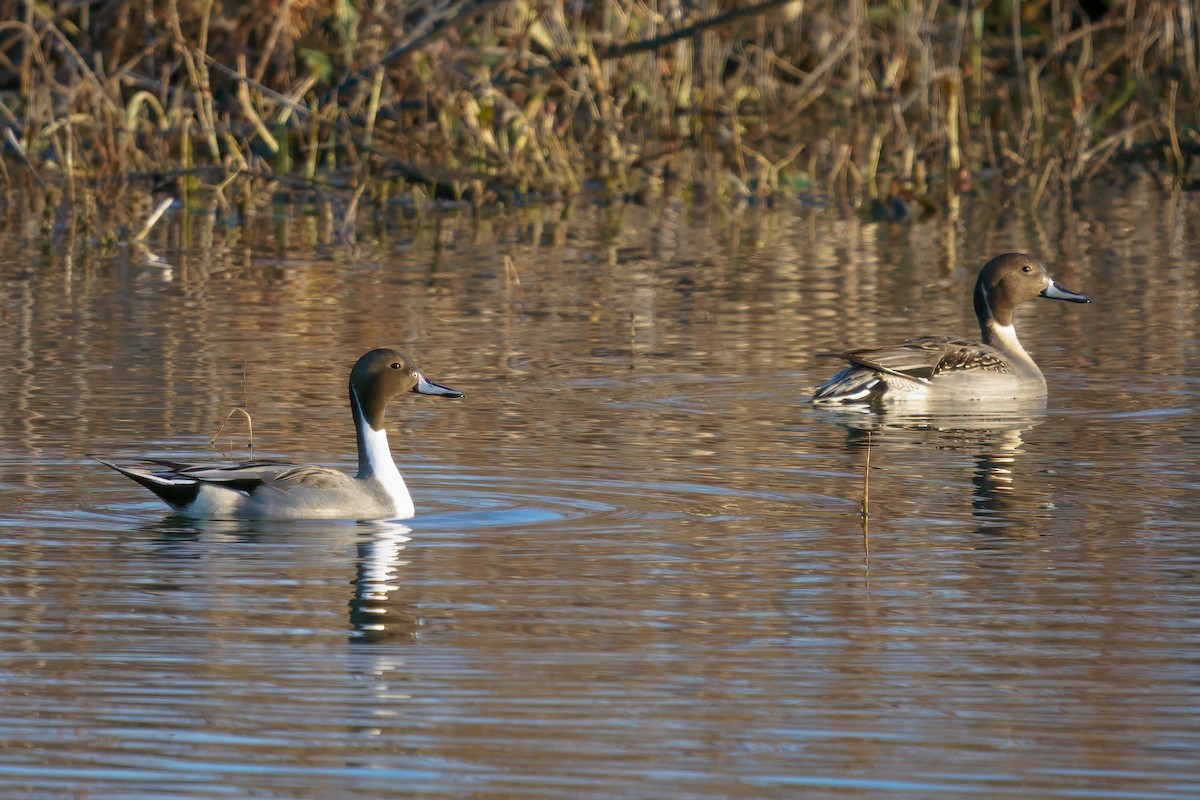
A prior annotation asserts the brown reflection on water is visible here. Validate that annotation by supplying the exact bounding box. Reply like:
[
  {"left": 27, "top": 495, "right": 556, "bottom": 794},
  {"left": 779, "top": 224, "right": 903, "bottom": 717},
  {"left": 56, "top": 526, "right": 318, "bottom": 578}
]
[{"left": 828, "top": 407, "right": 1054, "bottom": 539}]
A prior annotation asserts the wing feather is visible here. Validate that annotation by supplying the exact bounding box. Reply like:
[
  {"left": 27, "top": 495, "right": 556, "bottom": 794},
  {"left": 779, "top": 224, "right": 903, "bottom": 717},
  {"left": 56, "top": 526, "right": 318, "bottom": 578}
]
[
  {"left": 812, "top": 335, "right": 1011, "bottom": 404},
  {"left": 100, "top": 458, "right": 356, "bottom": 496},
  {"left": 846, "top": 336, "right": 1009, "bottom": 379}
]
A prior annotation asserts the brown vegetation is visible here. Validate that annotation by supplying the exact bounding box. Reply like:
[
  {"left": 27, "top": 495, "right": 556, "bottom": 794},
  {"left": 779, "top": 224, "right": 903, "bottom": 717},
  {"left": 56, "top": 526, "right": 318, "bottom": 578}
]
[{"left": 0, "top": 0, "right": 1196, "bottom": 217}]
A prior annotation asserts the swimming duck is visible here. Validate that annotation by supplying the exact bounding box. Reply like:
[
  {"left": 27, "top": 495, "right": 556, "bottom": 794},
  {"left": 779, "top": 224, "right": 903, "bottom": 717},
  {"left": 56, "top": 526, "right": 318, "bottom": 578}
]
[
  {"left": 96, "top": 349, "right": 463, "bottom": 520},
  {"left": 811, "top": 253, "right": 1090, "bottom": 407}
]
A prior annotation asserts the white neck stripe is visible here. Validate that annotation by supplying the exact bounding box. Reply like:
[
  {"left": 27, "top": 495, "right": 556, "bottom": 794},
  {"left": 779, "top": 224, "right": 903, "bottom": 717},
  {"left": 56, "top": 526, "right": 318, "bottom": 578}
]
[{"left": 353, "top": 390, "right": 413, "bottom": 517}]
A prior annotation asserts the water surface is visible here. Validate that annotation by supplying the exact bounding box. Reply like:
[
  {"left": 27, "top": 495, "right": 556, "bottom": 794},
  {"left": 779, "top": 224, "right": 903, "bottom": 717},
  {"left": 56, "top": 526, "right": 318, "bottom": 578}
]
[{"left": 1, "top": 182, "right": 1198, "bottom": 798}]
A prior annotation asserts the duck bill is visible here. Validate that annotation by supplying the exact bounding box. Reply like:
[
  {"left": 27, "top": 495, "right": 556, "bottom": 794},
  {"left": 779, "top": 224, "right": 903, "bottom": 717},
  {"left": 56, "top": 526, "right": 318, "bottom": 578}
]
[
  {"left": 413, "top": 373, "right": 464, "bottom": 398},
  {"left": 1040, "top": 279, "right": 1090, "bottom": 303}
]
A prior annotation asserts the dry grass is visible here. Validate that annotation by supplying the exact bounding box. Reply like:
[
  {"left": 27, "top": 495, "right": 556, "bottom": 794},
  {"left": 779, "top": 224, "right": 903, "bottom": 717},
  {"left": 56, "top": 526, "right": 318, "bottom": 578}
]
[{"left": 0, "top": 0, "right": 1196, "bottom": 222}]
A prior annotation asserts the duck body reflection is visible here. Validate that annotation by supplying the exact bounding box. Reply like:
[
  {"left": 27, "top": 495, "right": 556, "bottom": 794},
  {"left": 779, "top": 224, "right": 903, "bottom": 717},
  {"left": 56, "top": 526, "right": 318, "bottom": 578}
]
[{"left": 817, "top": 403, "right": 1057, "bottom": 538}]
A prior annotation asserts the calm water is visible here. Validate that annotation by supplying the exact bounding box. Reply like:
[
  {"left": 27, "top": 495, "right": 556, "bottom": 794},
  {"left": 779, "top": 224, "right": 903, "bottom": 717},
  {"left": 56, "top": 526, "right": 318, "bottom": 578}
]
[{"left": 1, "top": 180, "right": 1198, "bottom": 798}]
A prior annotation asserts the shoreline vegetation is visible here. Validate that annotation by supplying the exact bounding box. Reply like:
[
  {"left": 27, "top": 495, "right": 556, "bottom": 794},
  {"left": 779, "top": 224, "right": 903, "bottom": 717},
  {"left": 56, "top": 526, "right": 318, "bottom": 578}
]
[{"left": 0, "top": 0, "right": 1196, "bottom": 231}]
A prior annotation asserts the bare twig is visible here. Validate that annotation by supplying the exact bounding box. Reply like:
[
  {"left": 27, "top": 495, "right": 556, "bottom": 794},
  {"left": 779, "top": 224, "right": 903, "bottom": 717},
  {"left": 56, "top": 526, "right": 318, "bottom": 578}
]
[
  {"left": 3, "top": 127, "right": 45, "bottom": 187},
  {"left": 253, "top": 0, "right": 295, "bottom": 85},
  {"left": 211, "top": 363, "right": 254, "bottom": 459},
  {"left": 132, "top": 197, "right": 174, "bottom": 242},
  {"left": 235, "top": 53, "right": 280, "bottom": 152},
  {"left": 337, "top": 0, "right": 510, "bottom": 93},
  {"left": 196, "top": 46, "right": 311, "bottom": 118},
  {"left": 861, "top": 432, "right": 871, "bottom": 521},
  {"left": 539, "top": 0, "right": 799, "bottom": 73},
  {"left": 211, "top": 407, "right": 255, "bottom": 456},
  {"left": 861, "top": 432, "right": 871, "bottom": 568}
]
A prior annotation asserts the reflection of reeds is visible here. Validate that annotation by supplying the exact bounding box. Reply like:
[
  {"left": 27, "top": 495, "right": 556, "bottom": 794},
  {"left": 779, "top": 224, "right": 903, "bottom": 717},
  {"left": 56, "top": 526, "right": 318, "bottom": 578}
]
[{"left": 0, "top": 0, "right": 1195, "bottom": 222}]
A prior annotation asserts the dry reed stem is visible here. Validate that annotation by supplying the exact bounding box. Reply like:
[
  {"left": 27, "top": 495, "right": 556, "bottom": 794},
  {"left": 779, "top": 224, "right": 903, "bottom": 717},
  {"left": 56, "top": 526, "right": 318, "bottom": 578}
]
[
  {"left": 363, "top": 67, "right": 385, "bottom": 148},
  {"left": 1168, "top": 81, "right": 1183, "bottom": 177},
  {"left": 861, "top": 432, "right": 871, "bottom": 521},
  {"left": 340, "top": 182, "right": 366, "bottom": 245},
  {"left": 3, "top": 127, "right": 43, "bottom": 187},
  {"left": 166, "top": 0, "right": 219, "bottom": 162},
  {"left": 253, "top": 0, "right": 295, "bottom": 86},
  {"left": 235, "top": 54, "right": 279, "bottom": 154},
  {"left": 212, "top": 407, "right": 255, "bottom": 457},
  {"left": 39, "top": 18, "right": 122, "bottom": 119},
  {"left": 1, "top": 0, "right": 1196, "bottom": 215}
]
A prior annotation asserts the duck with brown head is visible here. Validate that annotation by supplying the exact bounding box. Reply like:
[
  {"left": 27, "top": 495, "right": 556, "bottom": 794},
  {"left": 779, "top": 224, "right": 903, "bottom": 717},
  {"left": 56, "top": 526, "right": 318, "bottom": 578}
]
[
  {"left": 96, "top": 349, "right": 463, "bottom": 520},
  {"left": 811, "top": 253, "right": 1090, "bottom": 408}
]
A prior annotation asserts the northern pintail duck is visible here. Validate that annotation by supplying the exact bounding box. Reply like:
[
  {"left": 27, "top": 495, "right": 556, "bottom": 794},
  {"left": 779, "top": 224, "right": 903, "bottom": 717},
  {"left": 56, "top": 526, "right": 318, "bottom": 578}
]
[
  {"left": 811, "top": 253, "right": 1090, "bottom": 407},
  {"left": 96, "top": 349, "right": 463, "bottom": 520}
]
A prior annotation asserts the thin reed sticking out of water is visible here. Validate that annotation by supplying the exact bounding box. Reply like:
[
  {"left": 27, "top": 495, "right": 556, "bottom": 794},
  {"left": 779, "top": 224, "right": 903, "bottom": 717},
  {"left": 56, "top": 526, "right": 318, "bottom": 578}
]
[
  {"left": 210, "top": 362, "right": 254, "bottom": 460},
  {"left": 861, "top": 431, "right": 871, "bottom": 573},
  {"left": 861, "top": 431, "right": 871, "bottom": 523}
]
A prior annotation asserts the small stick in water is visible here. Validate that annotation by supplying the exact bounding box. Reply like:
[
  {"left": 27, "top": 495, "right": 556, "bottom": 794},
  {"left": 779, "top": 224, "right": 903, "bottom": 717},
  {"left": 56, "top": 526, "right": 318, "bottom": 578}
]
[
  {"left": 132, "top": 198, "right": 174, "bottom": 242},
  {"left": 862, "top": 431, "right": 871, "bottom": 565},
  {"left": 211, "top": 407, "right": 255, "bottom": 460},
  {"left": 861, "top": 431, "right": 871, "bottom": 520},
  {"left": 211, "top": 363, "right": 254, "bottom": 459}
]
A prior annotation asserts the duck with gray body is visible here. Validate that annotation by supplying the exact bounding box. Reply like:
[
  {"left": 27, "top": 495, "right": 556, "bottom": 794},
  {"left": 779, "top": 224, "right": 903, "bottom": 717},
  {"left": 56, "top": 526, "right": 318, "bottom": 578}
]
[
  {"left": 96, "top": 349, "right": 463, "bottom": 520},
  {"left": 811, "top": 253, "right": 1090, "bottom": 408}
]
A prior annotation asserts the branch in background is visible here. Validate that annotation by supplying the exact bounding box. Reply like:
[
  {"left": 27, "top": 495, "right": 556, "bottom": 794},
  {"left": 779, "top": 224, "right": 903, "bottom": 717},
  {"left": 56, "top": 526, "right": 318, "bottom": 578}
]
[
  {"left": 3, "top": 127, "right": 45, "bottom": 188},
  {"left": 335, "top": 0, "right": 510, "bottom": 94},
  {"left": 195, "top": 46, "right": 311, "bottom": 117},
  {"left": 534, "top": 0, "right": 800, "bottom": 76}
]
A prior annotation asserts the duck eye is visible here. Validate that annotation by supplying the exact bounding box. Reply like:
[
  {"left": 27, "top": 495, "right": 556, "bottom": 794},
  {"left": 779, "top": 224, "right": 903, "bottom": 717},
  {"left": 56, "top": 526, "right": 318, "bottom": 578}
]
[
  {"left": 390, "top": 362, "right": 403, "bottom": 369},
  {"left": 1022, "top": 265, "right": 1033, "bottom": 273}
]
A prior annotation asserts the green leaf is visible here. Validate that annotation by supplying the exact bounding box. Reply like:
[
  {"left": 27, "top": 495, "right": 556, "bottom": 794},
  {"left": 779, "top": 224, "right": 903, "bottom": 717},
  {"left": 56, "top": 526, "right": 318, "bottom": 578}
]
[{"left": 299, "top": 48, "right": 334, "bottom": 83}]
